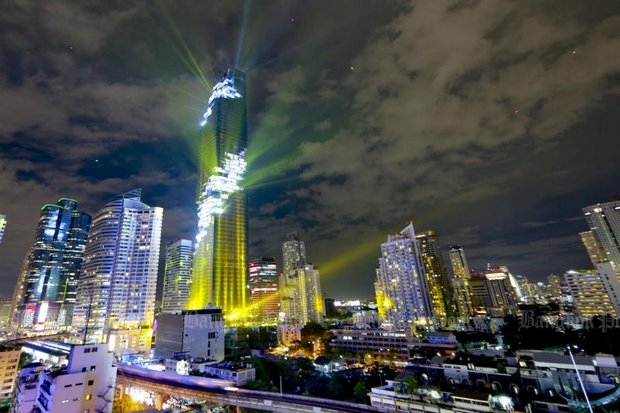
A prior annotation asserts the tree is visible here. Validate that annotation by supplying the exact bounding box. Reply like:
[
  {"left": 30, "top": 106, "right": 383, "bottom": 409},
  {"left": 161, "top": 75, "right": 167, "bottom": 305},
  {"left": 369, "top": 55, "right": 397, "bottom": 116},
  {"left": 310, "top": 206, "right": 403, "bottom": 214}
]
[{"left": 353, "top": 381, "right": 369, "bottom": 403}]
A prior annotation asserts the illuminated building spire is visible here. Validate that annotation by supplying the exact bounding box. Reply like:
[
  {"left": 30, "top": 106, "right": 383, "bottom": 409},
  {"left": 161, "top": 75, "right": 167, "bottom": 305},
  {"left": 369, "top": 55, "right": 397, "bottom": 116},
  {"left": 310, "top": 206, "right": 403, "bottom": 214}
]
[{"left": 189, "top": 69, "right": 249, "bottom": 325}]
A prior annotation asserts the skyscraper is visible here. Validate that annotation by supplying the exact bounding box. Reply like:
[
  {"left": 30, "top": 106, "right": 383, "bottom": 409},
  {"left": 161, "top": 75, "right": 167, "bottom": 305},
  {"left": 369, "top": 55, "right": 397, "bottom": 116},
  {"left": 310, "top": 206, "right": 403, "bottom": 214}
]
[
  {"left": 279, "top": 234, "right": 324, "bottom": 325},
  {"left": 189, "top": 69, "right": 248, "bottom": 325},
  {"left": 448, "top": 245, "right": 474, "bottom": 318},
  {"left": 248, "top": 257, "right": 279, "bottom": 324},
  {"left": 583, "top": 201, "right": 620, "bottom": 271},
  {"left": 162, "top": 239, "right": 193, "bottom": 314},
  {"left": 415, "top": 230, "right": 454, "bottom": 322},
  {"left": 375, "top": 223, "right": 434, "bottom": 330},
  {"left": 0, "top": 214, "right": 6, "bottom": 245},
  {"left": 12, "top": 199, "right": 90, "bottom": 331},
  {"left": 73, "top": 190, "right": 162, "bottom": 352},
  {"left": 579, "top": 230, "right": 607, "bottom": 267}
]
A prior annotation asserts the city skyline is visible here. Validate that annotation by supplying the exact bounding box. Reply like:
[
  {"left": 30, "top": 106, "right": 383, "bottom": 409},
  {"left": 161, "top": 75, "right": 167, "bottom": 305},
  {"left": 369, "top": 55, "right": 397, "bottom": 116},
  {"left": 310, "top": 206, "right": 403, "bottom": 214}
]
[{"left": 1, "top": 1, "right": 619, "bottom": 299}]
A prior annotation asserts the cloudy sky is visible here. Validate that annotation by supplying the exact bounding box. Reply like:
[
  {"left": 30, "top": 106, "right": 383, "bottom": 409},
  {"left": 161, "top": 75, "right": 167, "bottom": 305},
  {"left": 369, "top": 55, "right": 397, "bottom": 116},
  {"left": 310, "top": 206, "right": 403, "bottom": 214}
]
[{"left": 1, "top": 0, "right": 619, "bottom": 300}]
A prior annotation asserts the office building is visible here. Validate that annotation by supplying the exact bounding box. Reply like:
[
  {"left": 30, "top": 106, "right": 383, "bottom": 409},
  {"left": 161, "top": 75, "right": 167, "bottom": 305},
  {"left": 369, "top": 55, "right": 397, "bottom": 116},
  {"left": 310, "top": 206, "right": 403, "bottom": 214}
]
[
  {"left": 248, "top": 257, "right": 278, "bottom": 324},
  {"left": 416, "top": 230, "right": 454, "bottom": 322},
  {"left": 162, "top": 239, "right": 193, "bottom": 314},
  {"left": 375, "top": 223, "right": 434, "bottom": 330},
  {"left": 0, "top": 214, "right": 5, "bottom": 245},
  {"left": 12, "top": 343, "right": 116, "bottom": 413},
  {"left": 469, "top": 269, "right": 519, "bottom": 317},
  {"left": 564, "top": 262, "right": 620, "bottom": 319},
  {"left": 154, "top": 308, "right": 225, "bottom": 361},
  {"left": 189, "top": 69, "right": 248, "bottom": 326},
  {"left": 73, "top": 190, "right": 162, "bottom": 352},
  {"left": 12, "top": 199, "right": 91, "bottom": 331},
  {"left": 449, "top": 245, "right": 474, "bottom": 318},
  {"left": 279, "top": 233, "right": 324, "bottom": 325},
  {"left": 583, "top": 201, "right": 620, "bottom": 271}
]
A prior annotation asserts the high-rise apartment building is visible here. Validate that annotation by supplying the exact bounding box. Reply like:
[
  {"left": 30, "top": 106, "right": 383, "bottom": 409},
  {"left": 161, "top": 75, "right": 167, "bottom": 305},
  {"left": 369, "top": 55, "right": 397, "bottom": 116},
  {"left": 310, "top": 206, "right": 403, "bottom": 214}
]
[
  {"left": 547, "top": 274, "right": 561, "bottom": 297},
  {"left": 0, "top": 214, "right": 6, "bottom": 245},
  {"left": 73, "top": 190, "right": 162, "bottom": 352},
  {"left": 469, "top": 269, "right": 519, "bottom": 317},
  {"left": 564, "top": 262, "right": 620, "bottom": 319},
  {"left": 448, "top": 245, "right": 474, "bottom": 318},
  {"left": 375, "top": 223, "right": 434, "bottom": 330},
  {"left": 162, "top": 239, "right": 193, "bottom": 314},
  {"left": 189, "top": 69, "right": 248, "bottom": 325},
  {"left": 579, "top": 230, "right": 607, "bottom": 267},
  {"left": 416, "top": 230, "right": 454, "bottom": 322},
  {"left": 248, "top": 257, "right": 278, "bottom": 324},
  {"left": 583, "top": 201, "right": 620, "bottom": 271},
  {"left": 12, "top": 199, "right": 91, "bottom": 331},
  {"left": 279, "top": 234, "right": 324, "bottom": 325}
]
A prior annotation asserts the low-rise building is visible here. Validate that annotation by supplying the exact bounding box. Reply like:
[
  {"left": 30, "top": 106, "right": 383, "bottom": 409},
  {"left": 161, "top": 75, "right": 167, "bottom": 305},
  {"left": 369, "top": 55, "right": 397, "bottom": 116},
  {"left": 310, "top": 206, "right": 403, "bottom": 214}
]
[
  {"left": 12, "top": 343, "right": 116, "bottom": 413},
  {"left": 190, "top": 360, "right": 255, "bottom": 386},
  {"left": 330, "top": 328, "right": 412, "bottom": 361},
  {"left": 0, "top": 345, "right": 20, "bottom": 401}
]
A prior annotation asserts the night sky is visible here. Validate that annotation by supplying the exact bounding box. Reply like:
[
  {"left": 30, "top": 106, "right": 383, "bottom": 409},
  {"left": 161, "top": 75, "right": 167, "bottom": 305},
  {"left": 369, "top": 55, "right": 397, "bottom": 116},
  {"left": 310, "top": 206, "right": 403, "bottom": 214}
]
[{"left": 1, "top": 1, "right": 619, "bottom": 300}]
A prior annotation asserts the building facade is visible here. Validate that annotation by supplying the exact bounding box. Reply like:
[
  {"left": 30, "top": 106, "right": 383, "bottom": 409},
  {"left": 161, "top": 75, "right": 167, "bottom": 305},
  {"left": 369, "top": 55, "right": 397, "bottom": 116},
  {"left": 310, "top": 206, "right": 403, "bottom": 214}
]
[
  {"left": 189, "top": 69, "right": 248, "bottom": 326},
  {"left": 579, "top": 230, "right": 608, "bottom": 267},
  {"left": 375, "top": 223, "right": 434, "bottom": 330},
  {"left": 154, "top": 308, "right": 225, "bottom": 361},
  {"left": 72, "top": 190, "right": 163, "bottom": 352},
  {"left": 0, "top": 345, "right": 20, "bottom": 401},
  {"left": 279, "top": 234, "right": 324, "bottom": 325},
  {"left": 12, "top": 343, "right": 116, "bottom": 413},
  {"left": 583, "top": 201, "right": 620, "bottom": 271},
  {"left": 449, "top": 245, "right": 474, "bottom": 318},
  {"left": 248, "top": 257, "right": 278, "bottom": 324},
  {"left": 416, "top": 230, "right": 454, "bottom": 322},
  {"left": 564, "top": 262, "right": 620, "bottom": 319},
  {"left": 162, "top": 239, "right": 193, "bottom": 314},
  {"left": 12, "top": 199, "right": 91, "bottom": 331}
]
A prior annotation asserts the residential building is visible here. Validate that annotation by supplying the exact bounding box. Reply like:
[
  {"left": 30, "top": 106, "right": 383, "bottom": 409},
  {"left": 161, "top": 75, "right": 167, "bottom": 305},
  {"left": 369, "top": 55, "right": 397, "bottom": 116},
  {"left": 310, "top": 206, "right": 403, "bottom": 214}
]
[
  {"left": 190, "top": 361, "right": 255, "bottom": 385},
  {"left": 189, "top": 69, "right": 249, "bottom": 326},
  {"left": 154, "top": 308, "right": 225, "bottom": 361},
  {"left": 162, "top": 239, "right": 193, "bottom": 314},
  {"left": 449, "top": 245, "right": 474, "bottom": 318},
  {"left": 12, "top": 199, "right": 91, "bottom": 331},
  {"left": 469, "top": 270, "right": 518, "bottom": 317},
  {"left": 72, "top": 189, "right": 163, "bottom": 353},
  {"left": 248, "top": 257, "right": 278, "bottom": 324},
  {"left": 0, "top": 345, "right": 20, "bottom": 401},
  {"left": 0, "top": 298, "right": 12, "bottom": 328},
  {"left": 12, "top": 343, "right": 116, "bottom": 413},
  {"left": 579, "top": 230, "right": 608, "bottom": 267},
  {"left": 564, "top": 262, "right": 620, "bottom": 318},
  {"left": 547, "top": 274, "right": 561, "bottom": 297},
  {"left": 416, "top": 230, "right": 454, "bottom": 323},
  {"left": 279, "top": 234, "right": 324, "bottom": 325},
  {"left": 330, "top": 328, "right": 412, "bottom": 361},
  {"left": 375, "top": 223, "right": 434, "bottom": 330},
  {"left": 583, "top": 201, "right": 620, "bottom": 271}
]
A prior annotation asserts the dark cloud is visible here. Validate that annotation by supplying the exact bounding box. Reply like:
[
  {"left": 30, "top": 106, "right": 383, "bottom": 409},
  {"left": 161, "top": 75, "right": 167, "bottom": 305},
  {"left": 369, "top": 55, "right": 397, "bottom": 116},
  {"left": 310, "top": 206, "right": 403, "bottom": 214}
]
[{"left": 0, "top": 0, "right": 619, "bottom": 300}]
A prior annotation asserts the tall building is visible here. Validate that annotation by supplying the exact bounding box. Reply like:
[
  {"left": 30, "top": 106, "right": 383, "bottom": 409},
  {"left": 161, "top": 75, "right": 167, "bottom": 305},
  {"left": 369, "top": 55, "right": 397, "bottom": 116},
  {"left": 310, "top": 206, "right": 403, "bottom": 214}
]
[
  {"left": 11, "top": 199, "right": 91, "bottom": 331},
  {"left": 583, "top": 201, "right": 620, "bottom": 271},
  {"left": 547, "top": 274, "right": 561, "bottom": 297},
  {"left": 415, "top": 230, "right": 454, "bottom": 322},
  {"left": 448, "top": 245, "right": 474, "bottom": 318},
  {"left": 469, "top": 270, "right": 519, "bottom": 317},
  {"left": 579, "top": 230, "right": 607, "bottom": 267},
  {"left": 0, "top": 345, "right": 20, "bottom": 402},
  {"left": 0, "top": 214, "right": 6, "bottom": 245},
  {"left": 564, "top": 262, "right": 620, "bottom": 319},
  {"left": 248, "top": 257, "right": 278, "bottom": 324},
  {"left": 12, "top": 343, "right": 116, "bottom": 413},
  {"left": 73, "top": 190, "right": 162, "bottom": 352},
  {"left": 162, "top": 239, "right": 193, "bottom": 314},
  {"left": 279, "top": 234, "right": 324, "bottom": 325},
  {"left": 189, "top": 69, "right": 248, "bottom": 325},
  {"left": 374, "top": 223, "right": 434, "bottom": 330}
]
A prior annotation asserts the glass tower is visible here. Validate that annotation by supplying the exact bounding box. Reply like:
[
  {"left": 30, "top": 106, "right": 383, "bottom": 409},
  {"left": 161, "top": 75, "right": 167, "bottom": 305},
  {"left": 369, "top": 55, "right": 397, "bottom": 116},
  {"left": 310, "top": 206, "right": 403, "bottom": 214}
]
[
  {"left": 248, "top": 257, "right": 278, "bottom": 324},
  {"left": 162, "top": 239, "right": 193, "bottom": 314},
  {"left": 188, "top": 69, "right": 248, "bottom": 326},
  {"left": 12, "top": 199, "right": 91, "bottom": 331},
  {"left": 73, "top": 189, "right": 162, "bottom": 349}
]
